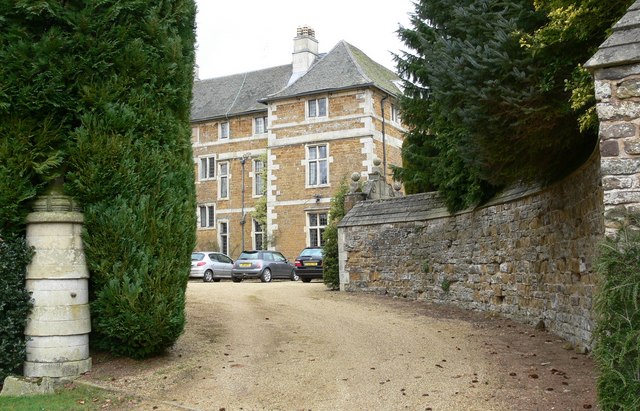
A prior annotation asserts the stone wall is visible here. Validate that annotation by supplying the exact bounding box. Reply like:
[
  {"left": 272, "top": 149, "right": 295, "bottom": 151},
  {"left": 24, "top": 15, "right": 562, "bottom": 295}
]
[{"left": 338, "top": 151, "right": 603, "bottom": 349}]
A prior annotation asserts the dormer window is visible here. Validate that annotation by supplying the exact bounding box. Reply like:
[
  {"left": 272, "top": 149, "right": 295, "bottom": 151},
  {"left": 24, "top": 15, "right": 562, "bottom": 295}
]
[{"left": 308, "top": 97, "right": 327, "bottom": 118}]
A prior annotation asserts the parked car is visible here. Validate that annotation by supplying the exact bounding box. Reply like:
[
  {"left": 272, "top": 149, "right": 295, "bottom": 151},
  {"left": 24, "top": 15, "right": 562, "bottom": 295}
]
[
  {"left": 190, "top": 252, "right": 234, "bottom": 282},
  {"left": 231, "top": 250, "right": 298, "bottom": 282},
  {"left": 294, "top": 247, "right": 324, "bottom": 283}
]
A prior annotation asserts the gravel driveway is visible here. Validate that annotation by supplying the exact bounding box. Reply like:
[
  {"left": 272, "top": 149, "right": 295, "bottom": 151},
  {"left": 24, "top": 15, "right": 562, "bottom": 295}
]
[{"left": 81, "top": 281, "right": 598, "bottom": 410}]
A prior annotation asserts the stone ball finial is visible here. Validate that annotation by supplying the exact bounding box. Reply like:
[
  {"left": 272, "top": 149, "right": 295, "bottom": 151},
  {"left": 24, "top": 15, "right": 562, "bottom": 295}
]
[
  {"left": 373, "top": 157, "right": 382, "bottom": 166},
  {"left": 351, "top": 172, "right": 361, "bottom": 182},
  {"left": 393, "top": 181, "right": 402, "bottom": 191}
]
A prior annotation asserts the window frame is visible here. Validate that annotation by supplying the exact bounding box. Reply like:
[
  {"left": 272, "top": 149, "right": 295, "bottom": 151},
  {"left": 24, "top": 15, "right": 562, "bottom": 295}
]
[
  {"left": 307, "top": 97, "right": 328, "bottom": 119},
  {"left": 391, "top": 104, "right": 401, "bottom": 125},
  {"left": 253, "top": 219, "right": 265, "bottom": 250},
  {"left": 254, "top": 116, "right": 268, "bottom": 135},
  {"left": 218, "top": 161, "right": 230, "bottom": 200},
  {"left": 306, "top": 144, "right": 329, "bottom": 188},
  {"left": 198, "top": 156, "right": 216, "bottom": 181},
  {"left": 198, "top": 204, "right": 215, "bottom": 229},
  {"left": 253, "top": 159, "right": 266, "bottom": 197},
  {"left": 218, "top": 220, "right": 229, "bottom": 256},
  {"left": 219, "top": 121, "right": 230, "bottom": 140},
  {"left": 307, "top": 211, "right": 328, "bottom": 247}
]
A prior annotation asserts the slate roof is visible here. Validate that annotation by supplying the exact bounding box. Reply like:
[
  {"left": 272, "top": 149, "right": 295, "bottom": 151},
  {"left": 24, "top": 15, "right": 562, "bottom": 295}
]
[
  {"left": 338, "top": 193, "right": 449, "bottom": 228},
  {"left": 263, "top": 41, "right": 401, "bottom": 102},
  {"left": 585, "top": 0, "right": 640, "bottom": 69},
  {"left": 191, "top": 64, "right": 292, "bottom": 122},
  {"left": 338, "top": 185, "right": 541, "bottom": 228},
  {"left": 191, "top": 41, "right": 402, "bottom": 122}
]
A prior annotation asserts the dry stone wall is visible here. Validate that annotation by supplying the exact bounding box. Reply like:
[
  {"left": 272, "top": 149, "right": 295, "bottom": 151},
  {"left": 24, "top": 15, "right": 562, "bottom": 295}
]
[{"left": 338, "top": 152, "right": 603, "bottom": 349}]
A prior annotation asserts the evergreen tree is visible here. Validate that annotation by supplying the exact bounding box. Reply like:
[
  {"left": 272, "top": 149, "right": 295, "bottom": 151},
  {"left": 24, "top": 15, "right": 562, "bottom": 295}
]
[
  {"left": 394, "top": 0, "right": 630, "bottom": 211},
  {"left": 0, "top": 1, "right": 197, "bottom": 359}
]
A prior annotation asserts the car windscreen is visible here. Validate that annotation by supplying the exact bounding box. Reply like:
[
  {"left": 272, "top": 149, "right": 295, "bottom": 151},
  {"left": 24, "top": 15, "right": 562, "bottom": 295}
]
[
  {"left": 238, "top": 251, "right": 259, "bottom": 260},
  {"left": 300, "top": 248, "right": 322, "bottom": 258},
  {"left": 191, "top": 253, "right": 205, "bottom": 261}
]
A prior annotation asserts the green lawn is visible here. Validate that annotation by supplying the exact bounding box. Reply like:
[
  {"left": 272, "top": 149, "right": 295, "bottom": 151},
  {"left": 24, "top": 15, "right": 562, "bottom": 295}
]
[{"left": 0, "top": 382, "right": 133, "bottom": 410}]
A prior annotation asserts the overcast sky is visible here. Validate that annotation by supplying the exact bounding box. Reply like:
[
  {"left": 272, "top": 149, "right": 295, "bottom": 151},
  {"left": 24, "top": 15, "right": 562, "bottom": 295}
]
[{"left": 194, "top": 1, "right": 415, "bottom": 80}]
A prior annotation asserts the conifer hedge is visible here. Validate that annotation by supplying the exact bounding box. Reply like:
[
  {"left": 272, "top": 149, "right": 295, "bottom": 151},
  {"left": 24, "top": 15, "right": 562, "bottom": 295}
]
[{"left": 0, "top": 1, "right": 197, "bottom": 360}]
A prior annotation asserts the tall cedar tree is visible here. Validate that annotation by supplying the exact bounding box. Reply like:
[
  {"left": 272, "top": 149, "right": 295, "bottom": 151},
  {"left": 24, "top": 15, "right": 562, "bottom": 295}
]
[
  {"left": 0, "top": 1, "right": 197, "bottom": 359},
  {"left": 394, "top": 0, "right": 630, "bottom": 211}
]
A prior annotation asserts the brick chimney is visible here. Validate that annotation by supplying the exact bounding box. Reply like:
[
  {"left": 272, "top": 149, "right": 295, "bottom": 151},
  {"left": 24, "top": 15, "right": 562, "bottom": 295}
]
[{"left": 289, "top": 26, "right": 318, "bottom": 85}]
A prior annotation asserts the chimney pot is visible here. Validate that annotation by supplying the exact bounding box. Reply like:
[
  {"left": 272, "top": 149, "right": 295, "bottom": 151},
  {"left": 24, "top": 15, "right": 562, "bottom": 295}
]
[{"left": 290, "top": 26, "right": 319, "bottom": 85}]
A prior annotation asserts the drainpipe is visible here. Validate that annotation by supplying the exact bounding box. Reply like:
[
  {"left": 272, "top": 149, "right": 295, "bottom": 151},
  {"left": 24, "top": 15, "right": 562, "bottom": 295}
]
[{"left": 380, "top": 95, "right": 388, "bottom": 180}]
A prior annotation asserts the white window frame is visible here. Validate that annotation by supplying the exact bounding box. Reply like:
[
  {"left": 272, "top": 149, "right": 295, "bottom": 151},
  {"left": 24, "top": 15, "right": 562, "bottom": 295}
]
[
  {"left": 252, "top": 219, "right": 265, "bottom": 250},
  {"left": 191, "top": 126, "right": 200, "bottom": 143},
  {"left": 218, "top": 161, "right": 230, "bottom": 200},
  {"left": 307, "top": 97, "right": 328, "bottom": 119},
  {"left": 218, "top": 220, "right": 229, "bottom": 255},
  {"left": 219, "top": 121, "right": 229, "bottom": 139},
  {"left": 254, "top": 116, "right": 268, "bottom": 135},
  {"left": 198, "top": 156, "right": 215, "bottom": 181},
  {"left": 391, "top": 104, "right": 401, "bottom": 125},
  {"left": 198, "top": 204, "right": 215, "bottom": 229},
  {"left": 307, "top": 211, "right": 328, "bottom": 247},
  {"left": 306, "top": 144, "right": 329, "bottom": 187},
  {"left": 253, "top": 159, "right": 265, "bottom": 197}
]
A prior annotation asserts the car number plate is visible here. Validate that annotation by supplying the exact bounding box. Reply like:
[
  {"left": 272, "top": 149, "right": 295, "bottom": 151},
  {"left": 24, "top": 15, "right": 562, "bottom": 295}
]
[
  {"left": 305, "top": 262, "right": 317, "bottom": 266},
  {"left": 239, "top": 263, "right": 252, "bottom": 268}
]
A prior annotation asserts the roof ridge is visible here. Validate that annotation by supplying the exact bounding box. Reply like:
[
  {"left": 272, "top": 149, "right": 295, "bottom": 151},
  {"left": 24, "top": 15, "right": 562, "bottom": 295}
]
[
  {"left": 195, "top": 63, "right": 293, "bottom": 83},
  {"left": 263, "top": 48, "right": 330, "bottom": 99},
  {"left": 340, "top": 40, "right": 372, "bottom": 84}
]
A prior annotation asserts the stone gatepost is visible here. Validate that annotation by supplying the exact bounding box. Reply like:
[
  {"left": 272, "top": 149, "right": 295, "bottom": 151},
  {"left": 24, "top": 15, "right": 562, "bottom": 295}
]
[
  {"left": 23, "top": 185, "right": 91, "bottom": 377},
  {"left": 585, "top": 0, "right": 640, "bottom": 235}
]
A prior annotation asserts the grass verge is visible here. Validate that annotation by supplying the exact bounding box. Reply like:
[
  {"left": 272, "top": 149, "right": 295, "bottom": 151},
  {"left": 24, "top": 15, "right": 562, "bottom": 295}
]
[{"left": 0, "top": 381, "right": 135, "bottom": 410}]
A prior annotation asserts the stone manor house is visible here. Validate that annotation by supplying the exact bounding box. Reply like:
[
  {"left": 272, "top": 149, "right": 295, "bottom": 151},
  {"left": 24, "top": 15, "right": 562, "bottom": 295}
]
[{"left": 190, "top": 27, "right": 405, "bottom": 260}]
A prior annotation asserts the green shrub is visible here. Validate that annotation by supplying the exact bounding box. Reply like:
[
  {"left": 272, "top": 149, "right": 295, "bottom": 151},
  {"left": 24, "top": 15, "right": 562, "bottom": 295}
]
[
  {"left": 322, "top": 178, "right": 349, "bottom": 290},
  {"left": 0, "top": 235, "right": 33, "bottom": 382},
  {"left": 594, "top": 216, "right": 640, "bottom": 410},
  {"left": 1, "top": 1, "right": 197, "bottom": 359}
]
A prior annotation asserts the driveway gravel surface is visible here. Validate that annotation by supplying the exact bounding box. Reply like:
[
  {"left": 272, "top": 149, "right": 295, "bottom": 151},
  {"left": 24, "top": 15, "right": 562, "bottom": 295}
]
[{"left": 80, "top": 281, "right": 598, "bottom": 410}]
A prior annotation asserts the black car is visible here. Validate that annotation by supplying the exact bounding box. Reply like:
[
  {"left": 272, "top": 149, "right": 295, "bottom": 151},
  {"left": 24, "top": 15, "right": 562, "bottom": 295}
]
[
  {"left": 294, "top": 247, "right": 323, "bottom": 283},
  {"left": 231, "top": 250, "right": 298, "bottom": 282}
]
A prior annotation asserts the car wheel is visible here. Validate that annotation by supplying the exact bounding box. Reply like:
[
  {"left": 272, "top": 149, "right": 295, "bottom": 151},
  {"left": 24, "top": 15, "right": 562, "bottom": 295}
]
[
  {"left": 203, "top": 270, "right": 214, "bottom": 282},
  {"left": 261, "top": 268, "right": 272, "bottom": 283},
  {"left": 291, "top": 270, "right": 300, "bottom": 281},
  {"left": 301, "top": 278, "right": 312, "bottom": 283},
  {"left": 232, "top": 277, "right": 242, "bottom": 283}
]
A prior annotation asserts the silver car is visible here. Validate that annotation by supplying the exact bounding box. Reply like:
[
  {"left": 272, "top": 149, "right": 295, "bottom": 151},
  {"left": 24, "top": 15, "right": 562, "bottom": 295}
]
[
  {"left": 190, "top": 252, "right": 234, "bottom": 282},
  {"left": 231, "top": 250, "right": 298, "bottom": 283}
]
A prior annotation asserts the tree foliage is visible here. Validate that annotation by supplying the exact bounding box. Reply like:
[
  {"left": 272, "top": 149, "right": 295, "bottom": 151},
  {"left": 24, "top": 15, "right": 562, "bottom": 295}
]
[
  {"left": 0, "top": 1, "right": 197, "bottom": 359},
  {"left": 322, "top": 178, "right": 349, "bottom": 290},
  {"left": 0, "top": 236, "right": 33, "bottom": 383},
  {"left": 394, "top": 0, "right": 632, "bottom": 211}
]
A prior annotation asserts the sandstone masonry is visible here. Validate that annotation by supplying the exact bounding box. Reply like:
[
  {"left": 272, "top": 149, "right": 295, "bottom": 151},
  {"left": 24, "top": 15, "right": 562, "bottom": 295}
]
[{"left": 339, "top": 153, "right": 603, "bottom": 348}]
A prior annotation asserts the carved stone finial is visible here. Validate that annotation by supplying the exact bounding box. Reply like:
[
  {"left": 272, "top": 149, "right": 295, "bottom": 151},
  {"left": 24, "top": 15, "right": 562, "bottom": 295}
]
[
  {"left": 373, "top": 157, "right": 382, "bottom": 167},
  {"left": 351, "top": 172, "right": 361, "bottom": 182},
  {"left": 393, "top": 181, "right": 402, "bottom": 192}
]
